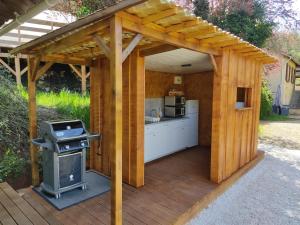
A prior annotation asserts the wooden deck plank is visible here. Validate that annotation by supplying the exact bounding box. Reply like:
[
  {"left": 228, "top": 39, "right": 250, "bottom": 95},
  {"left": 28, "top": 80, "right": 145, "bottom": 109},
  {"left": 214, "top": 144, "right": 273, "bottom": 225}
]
[
  {"left": 0, "top": 202, "right": 17, "bottom": 225},
  {"left": 0, "top": 183, "right": 49, "bottom": 225},
  {"left": 22, "top": 194, "right": 63, "bottom": 225},
  {"left": 19, "top": 147, "right": 263, "bottom": 225},
  {"left": 0, "top": 188, "right": 33, "bottom": 225}
]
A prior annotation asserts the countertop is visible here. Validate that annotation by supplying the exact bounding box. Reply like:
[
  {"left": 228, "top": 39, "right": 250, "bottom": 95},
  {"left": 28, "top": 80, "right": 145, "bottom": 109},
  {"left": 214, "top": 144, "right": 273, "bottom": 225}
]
[{"left": 145, "top": 117, "right": 189, "bottom": 125}]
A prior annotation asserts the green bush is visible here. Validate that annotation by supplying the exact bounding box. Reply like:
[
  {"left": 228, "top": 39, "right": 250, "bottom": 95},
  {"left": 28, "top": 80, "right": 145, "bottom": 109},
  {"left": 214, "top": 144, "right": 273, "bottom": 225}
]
[
  {"left": 260, "top": 80, "right": 273, "bottom": 119},
  {"left": 0, "top": 75, "right": 29, "bottom": 156},
  {"left": 0, "top": 149, "right": 26, "bottom": 182}
]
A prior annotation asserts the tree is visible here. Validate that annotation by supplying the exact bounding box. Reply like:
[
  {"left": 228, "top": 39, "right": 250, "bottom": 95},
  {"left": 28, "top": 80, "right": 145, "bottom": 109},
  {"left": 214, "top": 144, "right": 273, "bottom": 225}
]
[
  {"left": 265, "top": 31, "right": 300, "bottom": 63},
  {"left": 193, "top": 0, "right": 275, "bottom": 47},
  {"left": 193, "top": 0, "right": 210, "bottom": 20}
]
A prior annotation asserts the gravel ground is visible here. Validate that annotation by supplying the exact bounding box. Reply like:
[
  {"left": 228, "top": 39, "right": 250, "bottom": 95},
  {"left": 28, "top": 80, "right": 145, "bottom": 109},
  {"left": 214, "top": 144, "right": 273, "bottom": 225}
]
[
  {"left": 260, "top": 119, "right": 300, "bottom": 149},
  {"left": 187, "top": 120, "right": 300, "bottom": 225}
]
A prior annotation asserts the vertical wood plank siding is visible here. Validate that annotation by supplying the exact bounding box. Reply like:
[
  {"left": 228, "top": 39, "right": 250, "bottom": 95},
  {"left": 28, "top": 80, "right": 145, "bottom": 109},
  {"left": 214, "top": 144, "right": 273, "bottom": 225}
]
[{"left": 211, "top": 50, "right": 263, "bottom": 183}]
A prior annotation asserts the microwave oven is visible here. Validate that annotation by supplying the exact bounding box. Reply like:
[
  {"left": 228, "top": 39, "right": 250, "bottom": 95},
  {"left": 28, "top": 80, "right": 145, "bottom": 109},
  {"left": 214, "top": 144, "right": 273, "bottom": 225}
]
[
  {"left": 164, "top": 96, "right": 185, "bottom": 106},
  {"left": 164, "top": 106, "right": 185, "bottom": 117}
]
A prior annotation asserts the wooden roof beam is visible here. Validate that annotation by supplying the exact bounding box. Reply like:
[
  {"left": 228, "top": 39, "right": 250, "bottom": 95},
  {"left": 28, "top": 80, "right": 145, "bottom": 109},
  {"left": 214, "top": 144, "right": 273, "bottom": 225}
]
[
  {"left": 142, "top": 8, "right": 178, "bottom": 24},
  {"left": 37, "top": 20, "right": 109, "bottom": 55},
  {"left": 185, "top": 26, "right": 217, "bottom": 39},
  {"left": 35, "top": 62, "right": 54, "bottom": 81},
  {"left": 198, "top": 34, "right": 232, "bottom": 44},
  {"left": 235, "top": 47, "right": 258, "bottom": 53},
  {"left": 165, "top": 20, "right": 200, "bottom": 33},
  {"left": 69, "top": 64, "right": 82, "bottom": 78},
  {"left": 139, "top": 44, "right": 178, "bottom": 56},
  {"left": 121, "top": 14, "right": 221, "bottom": 55},
  {"left": 40, "top": 54, "right": 90, "bottom": 65},
  {"left": 122, "top": 33, "right": 143, "bottom": 62},
  {"left": 241, "top": 51, "right": 262, "bottom": 57},
  {"left": 196, "top": 31, "right": 223, "bottom": 40},
  {"left": 224, "top": 43, "right": 249, "bottom": 50},
  {"left": 213, "top": 39, "right": 241, "bottom": 48},
  {"left": 93, "top": 34, "right": 110, "bottom": 59}
]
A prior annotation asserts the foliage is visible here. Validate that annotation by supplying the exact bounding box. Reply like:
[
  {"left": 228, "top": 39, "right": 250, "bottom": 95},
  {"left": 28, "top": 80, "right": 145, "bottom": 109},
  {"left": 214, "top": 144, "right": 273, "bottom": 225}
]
[
  {"left": 260, "top": 80, "right": 273, "bottom": 119},
  {"left": 21, "top": 89, "right": 90, "bottom": 128},
  {"left": 193, "top": 0, "right": 275, "bottom": 47},
  {"left": 260, "top": 114, "right": 289, "bottom": 121},
  {"left": 0, "top": 149, "right": 26, "bottom": 182},
  {"left": 0, "top": 75, "right": 29, "bottom": 157},
  {"left": 0, "top": 65, "right": 14, "bottom": 81},
  {"left": 265, "top": 31, "right": 300, "bottom": 63},
  {"left": 258, "top": 124, "right": 264, "bottom": 137},
  {"left": 193, "top": 0, "right": 210, "bottom": 20}
]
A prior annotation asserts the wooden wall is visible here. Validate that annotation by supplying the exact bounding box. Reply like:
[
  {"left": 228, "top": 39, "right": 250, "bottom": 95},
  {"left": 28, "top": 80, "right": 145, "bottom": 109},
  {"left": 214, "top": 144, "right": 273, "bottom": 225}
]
[
  {"left": 90, "top": 50, "right": 145, "bottom": 188},
  {"left": 145, "top": 70, "right": 213, "bottom": 147},
  {"left": 145, "top": 70, "right": 184, "bottom": 98},
  {"left": 211, "top": 49, "right": 263, "bottom": 183},
  {"left": 184, "top": 71, "right": 213, "bottom": 146}
]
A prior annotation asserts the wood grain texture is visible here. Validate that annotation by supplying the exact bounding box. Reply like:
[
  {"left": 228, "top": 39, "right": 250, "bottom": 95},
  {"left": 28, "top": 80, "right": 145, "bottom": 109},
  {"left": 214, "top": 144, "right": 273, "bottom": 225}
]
[
  {"left": 20, "top": 148, "right": 264, "bottom": 225},
  {"left": 145, "top": 70, "right": 184, "bottom": 98},
  {"left": 110, "top": 15, "right": 123, "bottom": 225},
  {"left": 184, "top": 71, "right": 213, "bottom": 146},
  {"left": 0, "top": 182, "right": 62, "bottom": 225},
  {"left": 211, "top": 50, "right": 263, "bottom": 183},
  {"left": 27, "top": 57, "right": 39, "bottom": 186}
]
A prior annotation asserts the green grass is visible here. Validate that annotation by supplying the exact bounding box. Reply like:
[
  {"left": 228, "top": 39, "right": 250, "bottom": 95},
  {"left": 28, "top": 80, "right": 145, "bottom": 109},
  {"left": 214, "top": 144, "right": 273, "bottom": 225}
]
[
  {"left": 21, "top": 89, "right": 90, "bottom": 128},
  {"left": 260, "top": 113, "right": 290, "bottom": 121}
]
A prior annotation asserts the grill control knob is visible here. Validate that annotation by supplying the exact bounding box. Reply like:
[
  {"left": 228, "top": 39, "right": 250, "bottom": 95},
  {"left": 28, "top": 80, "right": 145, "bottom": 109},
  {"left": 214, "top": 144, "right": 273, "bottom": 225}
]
[
  {"left": 65, "top": 145, "right": 70, "bottom": 149},
  {"left": 81, "top": 142, "right": 85, "bottom": 147}
]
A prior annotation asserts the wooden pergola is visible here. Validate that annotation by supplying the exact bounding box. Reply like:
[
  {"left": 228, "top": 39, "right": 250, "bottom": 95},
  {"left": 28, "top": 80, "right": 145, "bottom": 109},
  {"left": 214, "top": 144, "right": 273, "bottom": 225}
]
[
  {"left": 11, "top": 0, "right": 276, "bottom": 224},
  {"left": 0, "top": 15, "right": 89, "bottom": 94}
]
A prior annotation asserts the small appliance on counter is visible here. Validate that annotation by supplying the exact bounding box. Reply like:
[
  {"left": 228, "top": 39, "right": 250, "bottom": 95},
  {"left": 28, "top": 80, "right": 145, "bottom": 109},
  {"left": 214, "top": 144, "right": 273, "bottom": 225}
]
[
  {"left": 32, "top": 120, "right": 100, "bottom": 199},
  {"left": 164, "top": 95, "right": 185, "bottom": 117}
]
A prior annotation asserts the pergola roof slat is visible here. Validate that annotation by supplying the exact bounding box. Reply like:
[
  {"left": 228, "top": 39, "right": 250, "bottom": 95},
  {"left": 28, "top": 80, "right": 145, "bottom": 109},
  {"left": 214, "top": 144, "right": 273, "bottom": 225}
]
[{"left": 11, "top": 0, "right": 276, "bottom": 64}]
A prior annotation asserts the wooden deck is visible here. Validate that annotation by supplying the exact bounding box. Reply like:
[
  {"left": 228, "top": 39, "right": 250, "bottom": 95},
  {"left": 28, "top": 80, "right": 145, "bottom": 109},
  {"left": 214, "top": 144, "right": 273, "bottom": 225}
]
[
  {"left": 0, "top": 182, "right": 61, "bottom": 225},
  {"left": 11, "top": 147, "right": 263, "bottom": 225}
]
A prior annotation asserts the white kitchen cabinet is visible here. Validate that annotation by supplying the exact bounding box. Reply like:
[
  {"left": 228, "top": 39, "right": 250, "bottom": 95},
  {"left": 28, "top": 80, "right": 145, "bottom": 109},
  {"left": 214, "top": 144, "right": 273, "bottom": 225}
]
[{"left": 144, "top": 117, "right": 198, "bottom": 163}]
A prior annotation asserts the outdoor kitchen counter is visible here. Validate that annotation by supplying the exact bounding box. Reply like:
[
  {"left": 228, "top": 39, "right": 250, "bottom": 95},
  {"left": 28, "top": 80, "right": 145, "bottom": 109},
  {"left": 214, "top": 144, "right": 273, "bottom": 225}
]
[
  {"left": 144, "top": 116, "right": 196, "bottom": 163},
  {"left": 144, "top": 117, "right": 189, "bottom": 125}
]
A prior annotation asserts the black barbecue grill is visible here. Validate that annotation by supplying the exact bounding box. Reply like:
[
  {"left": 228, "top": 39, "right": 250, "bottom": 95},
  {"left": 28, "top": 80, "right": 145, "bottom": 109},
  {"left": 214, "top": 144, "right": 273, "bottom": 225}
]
[{"left": 32, "top": 120, "right": 99, "bottom": 199}]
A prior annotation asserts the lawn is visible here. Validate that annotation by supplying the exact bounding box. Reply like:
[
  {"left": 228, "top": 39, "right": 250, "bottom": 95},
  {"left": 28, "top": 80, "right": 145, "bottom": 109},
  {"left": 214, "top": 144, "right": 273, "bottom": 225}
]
[
  {"left": 260, "top": 113, "right": 290, "bottom": 122},
  {"left": 21, "top": 89, "right": 90, "bottom": 128}
]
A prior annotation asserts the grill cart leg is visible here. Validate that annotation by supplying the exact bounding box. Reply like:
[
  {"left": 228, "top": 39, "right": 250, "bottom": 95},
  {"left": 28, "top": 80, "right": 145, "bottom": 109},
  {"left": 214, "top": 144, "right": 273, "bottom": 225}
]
[{"left": 55, "top": 193, "right": 61, "bottom": 199}]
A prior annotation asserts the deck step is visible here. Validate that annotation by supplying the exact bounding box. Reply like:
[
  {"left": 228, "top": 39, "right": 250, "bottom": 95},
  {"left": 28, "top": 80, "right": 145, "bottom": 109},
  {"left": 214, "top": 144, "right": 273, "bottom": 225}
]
[{"left": 0, "top": 182, "right": 57, "bottom": 225}]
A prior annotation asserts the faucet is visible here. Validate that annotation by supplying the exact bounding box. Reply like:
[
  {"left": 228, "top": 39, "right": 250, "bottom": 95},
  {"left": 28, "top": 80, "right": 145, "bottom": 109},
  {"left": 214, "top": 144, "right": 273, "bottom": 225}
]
[{"left": 151, "top": 109, "right": 157, "bottom": 118}]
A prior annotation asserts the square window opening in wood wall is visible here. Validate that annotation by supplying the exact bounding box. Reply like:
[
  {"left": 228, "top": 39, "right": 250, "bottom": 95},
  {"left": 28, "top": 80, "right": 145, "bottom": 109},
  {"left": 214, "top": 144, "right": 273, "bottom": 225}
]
[{"left": 236, "top": 87, "right": 252, "bottom": 109}]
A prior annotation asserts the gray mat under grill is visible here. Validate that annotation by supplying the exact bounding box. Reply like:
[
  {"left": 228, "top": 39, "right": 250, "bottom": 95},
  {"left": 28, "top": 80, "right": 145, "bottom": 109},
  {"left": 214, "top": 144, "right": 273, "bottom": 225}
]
[{"left": 34, "top": 171, "right": 110, "bottom": 210}]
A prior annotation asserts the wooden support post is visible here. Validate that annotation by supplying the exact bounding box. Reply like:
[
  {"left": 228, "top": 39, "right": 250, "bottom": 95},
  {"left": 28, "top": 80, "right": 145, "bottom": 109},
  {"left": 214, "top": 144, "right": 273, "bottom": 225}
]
[
  {"left": 211, "top": 50, "right": 229, "bottom": 183},
  {"left": 81, "top": 65, "right": 87, "bottom": 95},
  {"left": 129, "top": 49, "right": 145, "bottom": 187},
  {"left": 27, "top": 57, "right": 39, "bottom": 186},
  {"left": 15, "top": 56, "right": 21, "bottom": 86},
  {"left": 110, "top": 15, "right": 123, "bottom": 225},
  {"left": 122, "top": 49, "right": 145, "bottom": 187}
]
